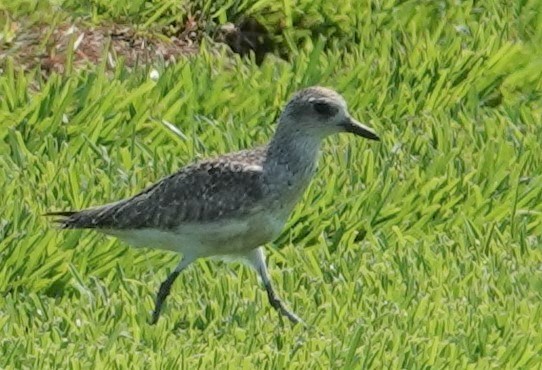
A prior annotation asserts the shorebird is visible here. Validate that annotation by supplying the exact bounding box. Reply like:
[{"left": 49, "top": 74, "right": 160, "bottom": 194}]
[{"left": 46, "top": 86, "right": 379, "bottom": 325}]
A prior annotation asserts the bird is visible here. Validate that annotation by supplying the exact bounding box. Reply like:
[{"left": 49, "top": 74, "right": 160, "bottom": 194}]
[{"left": 45, "top": 86, "right": 380, "bottom": 325}]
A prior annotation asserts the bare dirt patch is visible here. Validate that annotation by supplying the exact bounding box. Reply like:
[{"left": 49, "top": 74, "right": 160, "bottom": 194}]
[
  {"left": 1, "top": 17, "right": 200, "bottom": 74},
  {"left": 0, "top": 12, "right": 281, "bottom": 77}
]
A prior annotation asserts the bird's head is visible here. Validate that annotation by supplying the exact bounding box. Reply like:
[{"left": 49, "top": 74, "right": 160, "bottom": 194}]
[{"left": 279, "top": 86, "right": 379, "bottom": 141}]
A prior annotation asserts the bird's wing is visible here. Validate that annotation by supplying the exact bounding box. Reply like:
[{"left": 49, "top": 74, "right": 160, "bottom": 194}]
[{"left": 47, "top": 149, "right": 268, "bottom": 230}]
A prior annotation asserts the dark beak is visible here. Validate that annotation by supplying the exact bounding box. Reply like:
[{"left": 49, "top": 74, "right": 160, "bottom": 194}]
[{"left": 339, "top": 116, "right": 380, "bottom": 141}]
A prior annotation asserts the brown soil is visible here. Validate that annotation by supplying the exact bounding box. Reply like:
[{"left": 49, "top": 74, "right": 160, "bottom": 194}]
[
  {"left": 0, "top": 15, "right": 276, "bottom": 75},
  {"left": 0, "top": 17, "right": 200, "bottom": 74}
]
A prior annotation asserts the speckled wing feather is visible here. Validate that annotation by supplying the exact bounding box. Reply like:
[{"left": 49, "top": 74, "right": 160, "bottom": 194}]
[{"left": 47, "top": 147, "right": 268, "bottom": 230}]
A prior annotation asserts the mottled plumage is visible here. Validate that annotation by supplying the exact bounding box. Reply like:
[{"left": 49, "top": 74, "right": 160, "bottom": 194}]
[
  {"left": 52, "top": 147, "right": 268, "bottom": 229},
  {"left": 46, "top": 86, "right": 380, "bottom": 325}
]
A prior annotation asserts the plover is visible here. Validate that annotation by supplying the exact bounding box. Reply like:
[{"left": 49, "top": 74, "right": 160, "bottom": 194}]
[{"left": 46, "top": 86, "right": 379, "bottom": 325}]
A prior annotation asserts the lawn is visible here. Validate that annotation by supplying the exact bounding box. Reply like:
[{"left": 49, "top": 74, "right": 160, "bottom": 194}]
[{"left": 1, "top": 0, "right": 542, "bottom": 368}]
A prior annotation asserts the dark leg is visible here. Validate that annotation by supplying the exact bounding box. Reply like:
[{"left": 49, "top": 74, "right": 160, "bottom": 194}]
[
  {"left": 150, "top": 257, "right": 194, "bottom": 325},
  {"left": 247, "top": 248, "right": 303, "bottom": 325}
]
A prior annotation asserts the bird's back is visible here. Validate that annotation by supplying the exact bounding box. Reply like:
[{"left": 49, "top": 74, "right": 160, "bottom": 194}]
[{"left": 47, "top": 147, "right": 270, "bottom": 231}]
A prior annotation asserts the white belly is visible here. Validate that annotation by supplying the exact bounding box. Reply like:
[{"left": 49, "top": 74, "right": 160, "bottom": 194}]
[{"left": 102, "top": 211, "right": 286, "bottom": 258}]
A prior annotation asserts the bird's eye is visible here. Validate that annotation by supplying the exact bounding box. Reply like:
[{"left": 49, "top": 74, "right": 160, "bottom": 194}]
[{"left": 313, "top": 101, "right": 338, "bottom": 117}]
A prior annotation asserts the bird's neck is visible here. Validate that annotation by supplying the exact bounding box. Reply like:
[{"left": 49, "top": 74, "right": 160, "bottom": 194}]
[{"left": 263, "top": 126, "right": 322, "bottom": 197}]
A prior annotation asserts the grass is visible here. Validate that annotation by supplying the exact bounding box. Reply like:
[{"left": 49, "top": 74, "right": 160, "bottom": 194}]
[{"left": 2, "top": 0, "right": 542, "bottom": 368}]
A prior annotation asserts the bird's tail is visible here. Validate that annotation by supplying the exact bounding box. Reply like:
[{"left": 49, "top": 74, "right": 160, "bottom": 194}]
[
  {"left": 43, "top": 210, "right": 86, "bottom": 229},
  {"left": 43, "top": 211, "right": 78, "bottom": 217}
]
